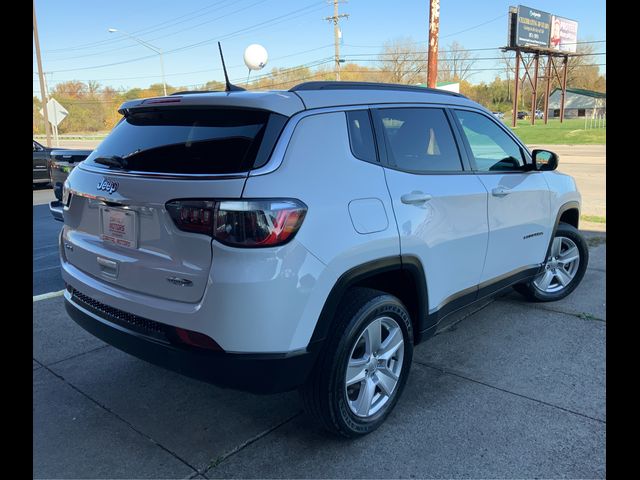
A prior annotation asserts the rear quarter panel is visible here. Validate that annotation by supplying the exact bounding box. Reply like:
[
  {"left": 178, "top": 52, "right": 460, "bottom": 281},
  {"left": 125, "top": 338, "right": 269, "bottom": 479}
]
[{"left": 242, "top": 111, "right": 401, "bottom": 350}]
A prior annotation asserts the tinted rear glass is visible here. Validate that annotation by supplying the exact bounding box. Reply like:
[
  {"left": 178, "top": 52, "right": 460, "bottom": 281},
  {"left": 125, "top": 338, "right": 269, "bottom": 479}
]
[
  {"left": 346, "top": 110, "right": 377, "bottom": 163},
  {"left": 85, "top": 108, "right": 285, "bottom": 174}
]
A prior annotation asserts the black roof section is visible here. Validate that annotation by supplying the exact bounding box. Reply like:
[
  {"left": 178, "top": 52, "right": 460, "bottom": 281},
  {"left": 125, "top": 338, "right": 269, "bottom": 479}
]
[{"left": 289, "top": 81, "right": 465, "bottom": 98}]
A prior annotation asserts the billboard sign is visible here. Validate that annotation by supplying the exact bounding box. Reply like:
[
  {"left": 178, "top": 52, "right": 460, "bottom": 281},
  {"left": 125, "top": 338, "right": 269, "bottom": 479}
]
[
  {"left": 515, "top": 5, "right": 551, "bottom": 48},
  {"left": 550, "top": 15, "right": 578, "bottom": 53}
]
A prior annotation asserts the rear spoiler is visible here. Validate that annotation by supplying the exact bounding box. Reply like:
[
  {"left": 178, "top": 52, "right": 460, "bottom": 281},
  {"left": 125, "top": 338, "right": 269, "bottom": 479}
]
[{"left": 117, "top": 92, "right": 305, "bottom": 117}]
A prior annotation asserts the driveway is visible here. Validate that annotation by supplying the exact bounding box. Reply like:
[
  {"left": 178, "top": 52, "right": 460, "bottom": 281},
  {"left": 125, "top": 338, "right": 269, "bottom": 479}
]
[{"left": 33, "top": 231, "right": 606, "bottom": 478}]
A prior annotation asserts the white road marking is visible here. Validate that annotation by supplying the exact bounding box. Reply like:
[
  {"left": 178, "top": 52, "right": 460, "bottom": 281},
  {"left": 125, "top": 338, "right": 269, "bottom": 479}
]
[
  {"left": 33, "top": 265, "right": 62, "bottom": 273},
  {"left": 33, "top": 290, "right": 65, "bottom": 302}
]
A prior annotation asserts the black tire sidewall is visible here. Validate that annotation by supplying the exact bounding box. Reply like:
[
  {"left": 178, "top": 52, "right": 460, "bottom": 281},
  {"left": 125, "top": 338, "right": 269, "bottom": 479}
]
[{"left": 329, "top": 294, "right": 413, "bottom": 436}]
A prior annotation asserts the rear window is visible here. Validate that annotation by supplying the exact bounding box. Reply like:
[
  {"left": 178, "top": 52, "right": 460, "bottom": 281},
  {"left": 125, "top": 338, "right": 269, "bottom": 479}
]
[{"left": 85, "top": 108, "right": 287, "bottom": 174}]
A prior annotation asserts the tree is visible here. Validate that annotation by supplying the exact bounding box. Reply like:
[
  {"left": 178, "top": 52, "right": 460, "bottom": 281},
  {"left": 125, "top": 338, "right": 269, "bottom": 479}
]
[
  {"left": 87, "top": 80, "right": 101, "bottom": 95},
  {"left": 33, "top": 96, "right": 45, "bottom": 134},
  {"left": 251, "top": 65, "right": 315, "bottom": 90},
  {"left": 378, "top": 37, "right": 426, "bottom": 84},
  {"left": 438, "top": 41, "right": 477, "bottom": 82},
  {"left": 52, "top": 81, "right": 87, "bottom": 98},
  {"left": 565, "top": 42, "right": 605, "bottom": 91},
  {"left": 203, "top": 80, "right": 225, "bottom": 91}
]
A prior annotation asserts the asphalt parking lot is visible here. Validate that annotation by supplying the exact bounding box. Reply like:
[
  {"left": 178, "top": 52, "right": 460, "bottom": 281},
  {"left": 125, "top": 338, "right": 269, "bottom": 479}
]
[
  {"left": 33, "top": 239, "right": 606, "bottom": 478},
  {"left": 33, "top": 146, "right": 606, "bottom": 478}
]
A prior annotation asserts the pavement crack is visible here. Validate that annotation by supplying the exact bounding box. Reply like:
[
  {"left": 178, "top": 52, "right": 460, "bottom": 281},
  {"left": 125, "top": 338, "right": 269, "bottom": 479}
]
[
  {"left": 45, "top": 344, "right": 111, "bottom": 368},
  {"left": 41, "top": 364, "right": 200, "bottom": 476},
  {"left": 496, "top": 299, "right": 605, "bottom": 322},
  {"left": 413, "top": 360, "right": 606, "bottom": 424},
  {"left": 587, "top": 267, "right": 606, "bottom": 273},
  {"left": 202, "top": 411, "right": 303, "bottom": 476}
]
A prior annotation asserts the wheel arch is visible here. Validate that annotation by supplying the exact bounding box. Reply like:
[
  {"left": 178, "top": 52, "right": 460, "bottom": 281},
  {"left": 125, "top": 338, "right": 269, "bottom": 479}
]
[
  {"left": 546, "top": 201, "right": 580, "bottom": 259},
  {"left": 309, "top": 256, "right": 429, "bottom": 348}
]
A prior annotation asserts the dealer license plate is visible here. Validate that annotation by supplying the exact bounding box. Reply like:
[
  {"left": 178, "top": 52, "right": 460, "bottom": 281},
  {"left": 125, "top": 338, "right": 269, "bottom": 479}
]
[{"left": 100, "top": 206, "right": 138, "bottom": 249}]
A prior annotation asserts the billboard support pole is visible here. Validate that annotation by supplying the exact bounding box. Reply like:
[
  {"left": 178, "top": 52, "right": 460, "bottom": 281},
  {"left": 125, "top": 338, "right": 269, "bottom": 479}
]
[
  {"left": 543, "top": 54, "right": 552, "bottom": 124},
  {"left": 531, "top": 53, "right": 539, "bottom": 125},
  {"left": 512, "top": 49, "right": 520, "bottom": 128},
  {"left": 559, "top": 55, "right": 568, "bottom": 123}
]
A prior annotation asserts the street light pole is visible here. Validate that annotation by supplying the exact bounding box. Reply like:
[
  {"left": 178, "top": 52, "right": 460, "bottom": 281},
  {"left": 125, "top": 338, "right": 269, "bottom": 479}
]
[{"left": 108, "top": 28, "right": 167, "bottom": 96}]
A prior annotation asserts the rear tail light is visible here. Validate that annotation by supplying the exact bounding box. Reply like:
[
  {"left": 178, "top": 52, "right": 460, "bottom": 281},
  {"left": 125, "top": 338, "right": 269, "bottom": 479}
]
[
  {"left": 165, "top": 199, "right": 307, "bottom": 248},
  {"left": 62, "top": 180, "right": 71, "bottom": 206}
]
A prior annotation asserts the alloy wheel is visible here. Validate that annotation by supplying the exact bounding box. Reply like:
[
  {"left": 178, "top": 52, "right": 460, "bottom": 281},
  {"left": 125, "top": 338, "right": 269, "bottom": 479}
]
[
  {"left": 533, "top": 236, "right": 581, "bottom": 293},
  {"left": 345, "top": 316, "right": 404, "bottom": 418}
]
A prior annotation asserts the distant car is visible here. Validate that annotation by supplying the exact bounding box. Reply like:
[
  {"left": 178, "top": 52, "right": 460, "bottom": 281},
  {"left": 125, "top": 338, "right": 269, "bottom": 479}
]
[
  {"left": 535, "top": 110, "right": 544, "bottom": 119},
  {"left": 492, "top": 111, "right": 505, "bottom": 120},
  {"left": 33, "top": 140, "right": 53, "bottom": 185},
  {"left": 517, "top": 111, "right": 529, "bottom": 120},
  {"left": 49, "top": 149, "right": 93, "bottom": 200}
]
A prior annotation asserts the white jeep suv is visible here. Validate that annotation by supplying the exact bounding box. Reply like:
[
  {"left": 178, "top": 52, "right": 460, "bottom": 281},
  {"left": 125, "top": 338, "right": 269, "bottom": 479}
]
[{"left": 50, "top": 81, "right": 588, "bottom": 437}]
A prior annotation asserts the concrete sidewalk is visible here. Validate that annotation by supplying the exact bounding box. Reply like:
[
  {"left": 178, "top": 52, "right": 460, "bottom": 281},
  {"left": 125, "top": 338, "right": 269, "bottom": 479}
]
[{"left": 33, "top": 232, "right": 605, "bottom": 479}]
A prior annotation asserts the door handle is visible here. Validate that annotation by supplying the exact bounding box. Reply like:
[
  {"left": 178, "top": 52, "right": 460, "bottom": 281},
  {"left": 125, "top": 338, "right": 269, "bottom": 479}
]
[
  {"left": 492, "top": 186, "right": 512, "bottom": 197},
  {"left": 401, "top": 192, "right": 432, "bottom": 205}
]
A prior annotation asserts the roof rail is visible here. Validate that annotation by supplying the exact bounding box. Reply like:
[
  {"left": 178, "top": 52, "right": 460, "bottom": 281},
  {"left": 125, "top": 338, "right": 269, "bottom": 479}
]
[
  {"left": 170, "top": 90, "right": 220, "bottom": 96},
  {"left": 289, "top": 81, "right": 464, "bottom": 97}
]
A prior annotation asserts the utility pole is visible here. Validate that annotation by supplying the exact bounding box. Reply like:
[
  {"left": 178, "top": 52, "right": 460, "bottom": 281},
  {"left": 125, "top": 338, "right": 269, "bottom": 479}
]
[
  {"left": 325, "top": 0, "right": 348, "bottom": 81},
  {"left": 43, "top": 72, "right": 59, "bottom": 147},
  {"left": 427, "top": 0, "right": 440, "bottom": 88},
  {"left": 33, "top": 0, "right": 52, "bottom": 147}
]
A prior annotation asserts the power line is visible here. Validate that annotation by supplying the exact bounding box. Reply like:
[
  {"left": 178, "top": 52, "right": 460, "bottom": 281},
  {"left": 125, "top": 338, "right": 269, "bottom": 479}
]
[
  {"left": 38, "top": 1, "right": 327, "bottom": 74},
  {"left": 346, "top": 52, "right": 606, "bottom": 62},
  {"left": 42, "top": 0, "right": 241, "bottom": 53},
  {"left": 36, "top": 61, "right": 606, "bottom": 96},
  {"left": 33, "top": 57, "right": 336, "bottom": 95},
  {"left": 33, "top": 44, "right": 335, "bottom": 83},
  {"left": 440, "top": 13, "right": 506, "bottom": 39},
  {"left": 344, "top": 39, "right": 606, "bottom": 50},
  {"left": 44, "top": 0, "right": 270, "bottom": 62}
]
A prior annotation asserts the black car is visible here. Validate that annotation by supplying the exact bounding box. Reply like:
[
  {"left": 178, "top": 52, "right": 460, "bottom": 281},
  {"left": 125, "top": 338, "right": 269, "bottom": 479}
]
[
  {"left": 33, "top": 140, "right": 53, "bottom": 185},
  {"left": 517, "top": 111, "right": 529, "bottom": 120},
  {"left": 49, "top": 149, "right": 93, "bottom": 199}
]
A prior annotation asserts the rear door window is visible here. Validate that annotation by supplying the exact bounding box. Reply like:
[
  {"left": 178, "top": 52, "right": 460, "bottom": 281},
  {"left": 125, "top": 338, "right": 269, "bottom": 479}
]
[
  {"left": 85, "top": 108, "right": 286, "bottom": 174},
  {"left": 374, "top": 108, "right": 463, "bottom": 173}
]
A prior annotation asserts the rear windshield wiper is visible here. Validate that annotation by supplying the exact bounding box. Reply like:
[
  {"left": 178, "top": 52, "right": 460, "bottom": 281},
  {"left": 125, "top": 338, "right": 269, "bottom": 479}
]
[{"left": 93, "top": 155, "right": 128, "bottom": 170}]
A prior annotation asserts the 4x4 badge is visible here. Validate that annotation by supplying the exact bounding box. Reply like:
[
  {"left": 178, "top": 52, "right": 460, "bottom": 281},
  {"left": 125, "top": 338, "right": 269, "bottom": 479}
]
[{"left": 97, "top": 178, "right": 119, "bottom": 194}]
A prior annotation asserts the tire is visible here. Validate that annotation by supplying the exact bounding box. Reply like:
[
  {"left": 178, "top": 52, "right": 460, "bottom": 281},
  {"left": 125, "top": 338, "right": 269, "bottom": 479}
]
[
  {"left": 514, "top": 222, "right": 589, "bottom": 302},
  {"left": 300, "top": 287, "right": 414, "bottom": 437}
]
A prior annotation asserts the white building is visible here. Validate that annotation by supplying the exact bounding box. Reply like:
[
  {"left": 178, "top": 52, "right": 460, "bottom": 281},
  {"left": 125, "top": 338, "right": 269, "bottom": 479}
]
[{"left": 547, "top": 88, "right": 606, "bottom": 118}]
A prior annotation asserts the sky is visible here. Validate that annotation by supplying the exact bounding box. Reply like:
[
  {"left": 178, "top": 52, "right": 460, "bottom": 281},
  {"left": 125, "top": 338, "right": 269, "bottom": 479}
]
[{"left": 33, "top": 0, "right": 606, "bottom": 94}]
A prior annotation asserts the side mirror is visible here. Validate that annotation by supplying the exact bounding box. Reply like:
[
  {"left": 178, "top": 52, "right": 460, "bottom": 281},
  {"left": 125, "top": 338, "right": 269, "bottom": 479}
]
[{"left": 532, "top": 149, "right": 559, "bottom": 171}]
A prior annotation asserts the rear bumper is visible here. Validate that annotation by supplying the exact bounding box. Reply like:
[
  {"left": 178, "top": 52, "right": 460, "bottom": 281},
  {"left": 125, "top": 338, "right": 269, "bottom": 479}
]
[
  {"left": 49, "top": 200, "right": 64, "bottom": 222},
  {"left": 65, "top": 292, "right": 320, "bottom": 394}
]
